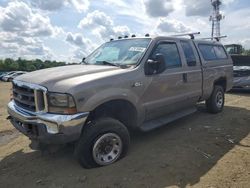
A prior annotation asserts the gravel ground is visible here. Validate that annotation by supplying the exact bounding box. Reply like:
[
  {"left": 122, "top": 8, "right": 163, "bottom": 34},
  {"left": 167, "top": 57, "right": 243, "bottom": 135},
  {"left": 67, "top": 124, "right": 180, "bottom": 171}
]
[{"left": 0, "top": 82, "right": 249, "bottom": 188}]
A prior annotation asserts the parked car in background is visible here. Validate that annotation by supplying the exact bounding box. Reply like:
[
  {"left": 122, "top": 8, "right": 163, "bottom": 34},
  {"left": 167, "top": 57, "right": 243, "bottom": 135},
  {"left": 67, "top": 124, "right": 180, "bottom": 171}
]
[
  {"left": 229, "top": 53, "right": 250, "bottom": 90},
  {"left": 233, "top": 65, "right": 250, "bottom": 89},
  {"left": 0, "top": 71, "right": 16, "bottom": 81},
  {"left": 2, "top": 71, "right": 27, "bottom": 82},
  {"left": 0, "top": 72, "right": 5, "bottom": 80}
]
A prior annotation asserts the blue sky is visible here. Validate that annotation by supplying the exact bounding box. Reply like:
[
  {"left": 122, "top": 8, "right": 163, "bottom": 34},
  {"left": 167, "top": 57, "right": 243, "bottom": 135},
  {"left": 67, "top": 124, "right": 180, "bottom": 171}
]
[{"left": 0, "top": 0, "right": 250, "bottom": 62}]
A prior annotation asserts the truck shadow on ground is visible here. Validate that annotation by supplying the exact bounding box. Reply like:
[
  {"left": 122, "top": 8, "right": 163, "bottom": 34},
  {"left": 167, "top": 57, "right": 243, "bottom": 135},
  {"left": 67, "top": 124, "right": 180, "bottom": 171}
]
[{"left": 1, "top": 104, "right": 250, "bottom": 188}]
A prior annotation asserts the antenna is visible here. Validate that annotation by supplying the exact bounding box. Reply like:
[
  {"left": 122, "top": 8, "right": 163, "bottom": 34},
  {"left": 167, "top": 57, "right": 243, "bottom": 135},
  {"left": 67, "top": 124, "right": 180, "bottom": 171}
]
[
  {"left": 210, "top": 0, "right": 224, "bottom": 41},
  {"left": 171, "top": 32, "right": 201, "bottom": 39}
]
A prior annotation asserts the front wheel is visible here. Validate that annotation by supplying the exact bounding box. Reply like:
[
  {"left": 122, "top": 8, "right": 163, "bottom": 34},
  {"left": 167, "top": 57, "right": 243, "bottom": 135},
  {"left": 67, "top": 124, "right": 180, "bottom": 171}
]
[
  {"left": 74, "top": 118, "right": 130, "bottom": 168},
  {"left": 206, "top": 85, "right": 225, "bottom": 114}
]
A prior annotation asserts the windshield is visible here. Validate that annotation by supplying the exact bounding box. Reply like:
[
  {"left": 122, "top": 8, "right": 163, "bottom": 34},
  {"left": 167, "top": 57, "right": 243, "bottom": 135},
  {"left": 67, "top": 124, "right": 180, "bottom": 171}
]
[{"left": 84, "top": 38, "right": 151, "bottom": 67}]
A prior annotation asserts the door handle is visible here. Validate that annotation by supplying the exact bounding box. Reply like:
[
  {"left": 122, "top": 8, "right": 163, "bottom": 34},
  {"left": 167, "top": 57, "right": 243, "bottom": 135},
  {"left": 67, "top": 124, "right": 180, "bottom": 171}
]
[{"left": 182, "top": 73, "right": 187, "bottom": 83}]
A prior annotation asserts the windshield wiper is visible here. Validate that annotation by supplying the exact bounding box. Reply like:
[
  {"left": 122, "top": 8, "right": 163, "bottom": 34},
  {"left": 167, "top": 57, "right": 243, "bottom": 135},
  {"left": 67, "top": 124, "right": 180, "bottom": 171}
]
[{"left": 96, "top": 61, "right": 120, "bottom": 68}]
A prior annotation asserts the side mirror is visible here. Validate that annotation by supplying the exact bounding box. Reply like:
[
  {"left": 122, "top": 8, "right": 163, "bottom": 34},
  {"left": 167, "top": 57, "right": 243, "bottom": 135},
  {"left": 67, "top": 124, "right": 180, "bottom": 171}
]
[{"left": 145, "top": 53, "right": 166, "bottom": 75}]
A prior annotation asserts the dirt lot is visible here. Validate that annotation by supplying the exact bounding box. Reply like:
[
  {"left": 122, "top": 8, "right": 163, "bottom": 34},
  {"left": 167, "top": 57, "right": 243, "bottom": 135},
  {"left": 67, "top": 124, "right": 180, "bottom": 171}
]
[{"left": 0, "top": 82, "right": 249, "bottom": 188}]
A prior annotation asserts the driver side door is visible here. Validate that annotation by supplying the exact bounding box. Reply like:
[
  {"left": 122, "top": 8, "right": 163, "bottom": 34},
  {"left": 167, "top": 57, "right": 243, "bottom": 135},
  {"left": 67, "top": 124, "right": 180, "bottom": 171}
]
[{"left": 142, "top": 41, "right": 189, "bottom": 120}]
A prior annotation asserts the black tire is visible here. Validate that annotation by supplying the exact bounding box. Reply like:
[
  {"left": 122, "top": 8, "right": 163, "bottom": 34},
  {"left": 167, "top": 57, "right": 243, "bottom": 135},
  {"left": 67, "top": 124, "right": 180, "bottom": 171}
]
[
  {"left": 206, "top": 85, "right": 225, "bottom": 114},
  {"left": 74, "top": 118, "right": 130, "bottom": 168}
]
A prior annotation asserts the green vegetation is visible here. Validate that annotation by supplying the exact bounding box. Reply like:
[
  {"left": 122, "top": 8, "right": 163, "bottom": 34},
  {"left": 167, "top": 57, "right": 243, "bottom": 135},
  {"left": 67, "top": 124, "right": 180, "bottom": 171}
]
[{"left": 0, "top": 58, "right": 77, "bottom": 72}]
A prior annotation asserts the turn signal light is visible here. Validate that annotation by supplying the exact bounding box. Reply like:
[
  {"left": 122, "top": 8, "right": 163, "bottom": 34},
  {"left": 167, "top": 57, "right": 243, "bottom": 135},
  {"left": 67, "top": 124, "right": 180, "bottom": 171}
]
[{"left": 64, "top": 107, "right": 77, "bottom": 114}]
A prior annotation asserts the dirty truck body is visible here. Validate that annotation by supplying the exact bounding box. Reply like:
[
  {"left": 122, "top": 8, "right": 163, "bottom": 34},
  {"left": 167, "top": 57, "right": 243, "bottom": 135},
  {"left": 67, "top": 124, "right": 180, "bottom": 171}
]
[{"left": 7, "top": 36, "right": 233, "bottom": 168}]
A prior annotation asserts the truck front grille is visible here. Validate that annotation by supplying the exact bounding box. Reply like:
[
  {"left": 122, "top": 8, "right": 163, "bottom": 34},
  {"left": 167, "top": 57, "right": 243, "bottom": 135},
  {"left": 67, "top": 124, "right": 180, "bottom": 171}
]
[{"left": 12, "top": 81, "right": 47, "bottom": 112}]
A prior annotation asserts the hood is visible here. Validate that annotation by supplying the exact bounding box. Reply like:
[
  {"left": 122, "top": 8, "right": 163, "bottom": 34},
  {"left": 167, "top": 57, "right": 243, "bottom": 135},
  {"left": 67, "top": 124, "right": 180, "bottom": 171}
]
[{"left": 15, "top": 64, "right": 121, "bottom": 87}]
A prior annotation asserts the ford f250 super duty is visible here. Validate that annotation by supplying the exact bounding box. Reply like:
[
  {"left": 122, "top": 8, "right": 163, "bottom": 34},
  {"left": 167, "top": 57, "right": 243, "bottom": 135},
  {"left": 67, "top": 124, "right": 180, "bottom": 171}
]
[{"left": 7, "top": 35, "right": 233, "bottom": 168}]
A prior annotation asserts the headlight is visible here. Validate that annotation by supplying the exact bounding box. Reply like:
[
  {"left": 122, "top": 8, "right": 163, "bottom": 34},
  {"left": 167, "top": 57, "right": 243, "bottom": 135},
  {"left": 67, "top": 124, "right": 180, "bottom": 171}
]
[{"left": 48, "top": 93, "right": 77, "bottom": 114}]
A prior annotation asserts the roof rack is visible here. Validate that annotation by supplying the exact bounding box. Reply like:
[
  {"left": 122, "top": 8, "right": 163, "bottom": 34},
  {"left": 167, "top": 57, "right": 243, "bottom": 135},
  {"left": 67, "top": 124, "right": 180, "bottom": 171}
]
[
  {"left": 200, "top": 35, "right": 227, "bottom": 42},
  {"left": 171, "top": 32, "right": 201, "bottom": 39}
]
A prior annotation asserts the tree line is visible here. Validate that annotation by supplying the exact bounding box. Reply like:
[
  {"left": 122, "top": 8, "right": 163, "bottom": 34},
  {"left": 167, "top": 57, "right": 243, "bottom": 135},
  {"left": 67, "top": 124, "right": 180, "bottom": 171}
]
[{"left": 0, "top": 58, "right": 78, "bottom": 72}]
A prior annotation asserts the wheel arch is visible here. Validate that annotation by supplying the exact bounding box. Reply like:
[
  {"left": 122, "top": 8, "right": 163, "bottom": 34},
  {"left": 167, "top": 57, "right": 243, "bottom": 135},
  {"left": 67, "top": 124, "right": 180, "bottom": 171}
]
[
  {"left": 84, "top": 99, "right": 139, "bottom": 131},
  {"left": 214, "top": 77, "right": 227, "bottom": 91}
]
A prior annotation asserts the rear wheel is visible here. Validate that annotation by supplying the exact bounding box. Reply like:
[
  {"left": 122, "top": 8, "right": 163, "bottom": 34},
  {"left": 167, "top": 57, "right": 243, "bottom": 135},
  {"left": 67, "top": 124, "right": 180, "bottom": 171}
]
[
  {"left": 74, "top": 118, "right": 130, "bottom": 168},
  {"left": 206, "top": 85, "right": 225, "bottom": 113}
]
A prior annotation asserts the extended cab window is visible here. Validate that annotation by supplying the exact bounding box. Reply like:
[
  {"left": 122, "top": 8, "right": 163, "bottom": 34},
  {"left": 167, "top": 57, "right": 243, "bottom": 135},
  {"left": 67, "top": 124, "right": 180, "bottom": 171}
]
[
  {"left": 151, "top": 42, "right": 182, "bottom": 68},
  {"left": 198, "top": 44, "right": 217, "bottom": 61},
  {"left": 214, "top": 46, "right": 228, "bottom": 59},
  {"left": 198, "top": 44, "right": 228, "bottom": 61},
  {"left": 180, "top": 41, "right": 196, "bottom": 66}
]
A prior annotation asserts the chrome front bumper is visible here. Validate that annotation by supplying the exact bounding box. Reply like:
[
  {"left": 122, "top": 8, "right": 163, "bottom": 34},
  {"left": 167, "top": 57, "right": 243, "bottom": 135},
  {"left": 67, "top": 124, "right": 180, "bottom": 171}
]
[{"left": 7, "top": 100, "right": 89, "bottom": 144}]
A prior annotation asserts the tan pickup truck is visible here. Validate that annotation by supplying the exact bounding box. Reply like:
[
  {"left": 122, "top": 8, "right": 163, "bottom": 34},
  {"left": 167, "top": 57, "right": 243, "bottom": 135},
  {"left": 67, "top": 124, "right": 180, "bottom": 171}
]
[{"left": 7, "top": 35, "right": 233, "bottom": 168}]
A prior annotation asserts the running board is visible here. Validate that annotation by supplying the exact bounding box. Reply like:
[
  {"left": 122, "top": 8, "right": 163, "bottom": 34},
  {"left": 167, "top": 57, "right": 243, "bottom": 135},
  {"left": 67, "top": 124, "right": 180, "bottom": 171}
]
[{"left": 140, "top": 107, "right": 197, "bottom": 132}]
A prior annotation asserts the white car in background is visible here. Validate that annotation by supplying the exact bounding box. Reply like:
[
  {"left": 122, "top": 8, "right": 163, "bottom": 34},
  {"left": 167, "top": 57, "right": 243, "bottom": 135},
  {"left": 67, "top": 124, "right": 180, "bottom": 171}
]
[
  {"left": 2, "top": 71, "right": 27, "bottom": 82},
  {"left": 233, "top": 66, "right": 250, "bottom": 89},
  {"left": 0, "top": 71, "right": 16, "bottom": 81}
]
